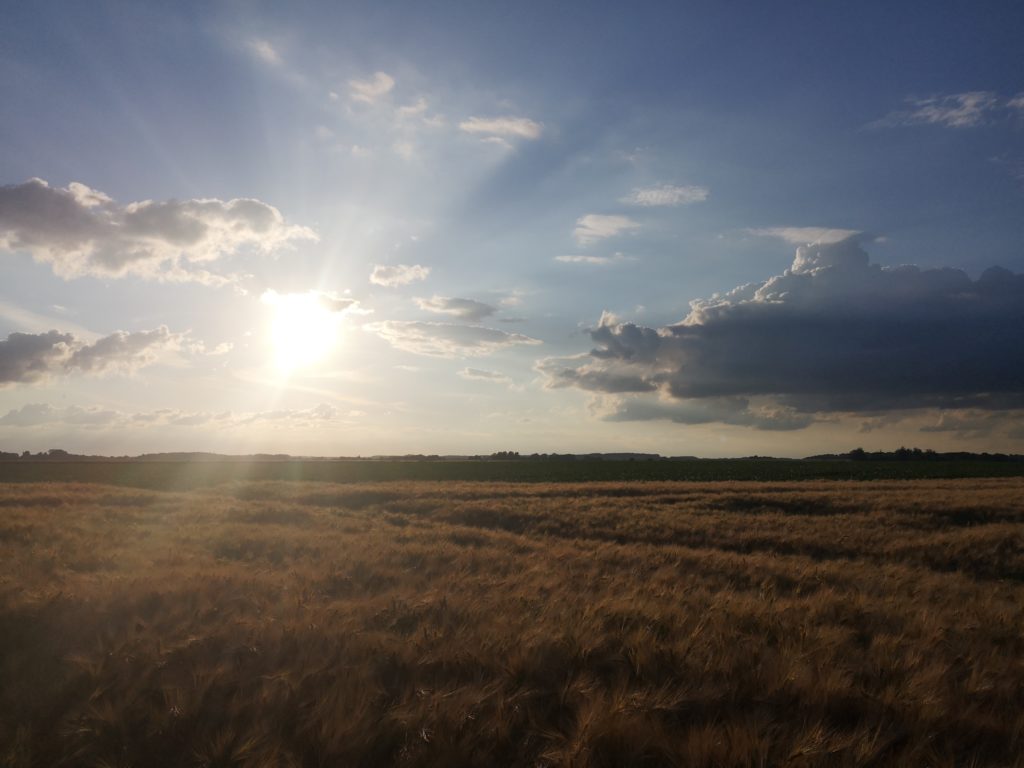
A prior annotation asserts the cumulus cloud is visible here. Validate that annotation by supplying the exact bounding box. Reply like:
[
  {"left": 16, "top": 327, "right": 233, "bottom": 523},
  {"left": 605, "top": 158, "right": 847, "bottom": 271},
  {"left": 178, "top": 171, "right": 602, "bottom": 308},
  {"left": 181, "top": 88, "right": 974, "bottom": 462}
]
[
  {"left": 415, "top": 295, "right": 496, "bottom": 321},
  {"left": 0, "top": 178, "right": 316, "bottom": 282},
  {"left": 870, "top": 91, "right": 999, "bottom": 128},
  {"left": 349, "top": 71, "right": 395, "bottom": 103},
  {"left": 368, "top": 321, "right": 541, "bottom": 358},
  {"left": 66, "top": 327, "right": 181, "bottom": 373},
  {"left": 621, "top": 184, "right": 709, "bottom": 207},
  {"left": 459, "top": 116, "right": 543, "bottom": 140},
  {"left": 538, "top": 236, "right": 1024, "bottom": 428},
  {"left": 370, "top": 263, "right": 430, "bottom": 287},
  {"left": 573, "top": 214, "right": 641, "bottom": 246},
  {"left": 0, "top": 327, "right": 182, "bottom": 384}
]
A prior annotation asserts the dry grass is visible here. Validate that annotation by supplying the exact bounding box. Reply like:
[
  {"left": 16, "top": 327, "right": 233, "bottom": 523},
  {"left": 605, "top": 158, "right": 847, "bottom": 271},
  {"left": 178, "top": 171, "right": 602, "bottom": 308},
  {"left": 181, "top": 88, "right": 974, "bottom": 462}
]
[{"left": 1, "top": 478, "right": 1023, "bottom": 767}]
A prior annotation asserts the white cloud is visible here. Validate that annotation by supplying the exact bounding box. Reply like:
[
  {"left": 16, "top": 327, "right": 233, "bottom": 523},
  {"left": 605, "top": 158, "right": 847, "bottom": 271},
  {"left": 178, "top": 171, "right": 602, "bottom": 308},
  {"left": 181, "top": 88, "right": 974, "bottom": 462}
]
[
  {"left": 370, "top": 263, "right": 430, "bottom": 287},
  {"left": 748, "top": 227, "right": 862, "bottom": 246},
  {"left": 0, "top": 327, "right": 183, "bottom": 385},
  {"left": 349, "top": 71, "right": 395, "bottom": 103},
  {"left": 555, "top": 252, "right": 632, "bottom": 265},
  {"left": 0, "top": 178, "right": 316, "bottom": 283},
  {"left": 459, "top": 116, "right": 543, "bottom": 140},
  {"left": 247, "top": 38, "right": 281, "bottom": 66},
  {"left": 871, "top": 91, "right": 999, "bottom": 128},
  {"left": 368, "top": 321, "right": 541, "bottom": 358},
  {"left": 1008, "top": 94, "right": 1024, "bottom": 111},
  {"left": 415, "top": 296, "right": 496, "bottom": 321},
  {"left": 621, "top": 184, "right": 709, "bottom": 207},
  {"left": 573, "top": 214, "right": 641, "bottom": 246},
  {"left": 398, "top": 97, "right": 429, "bottom": 117}
]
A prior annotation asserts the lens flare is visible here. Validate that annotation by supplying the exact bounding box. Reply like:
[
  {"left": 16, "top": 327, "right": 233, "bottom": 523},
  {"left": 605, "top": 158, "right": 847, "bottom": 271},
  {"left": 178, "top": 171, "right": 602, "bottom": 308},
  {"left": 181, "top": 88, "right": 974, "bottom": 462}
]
[{"left": 263, "top": 291, "right": 340, "bottom": 373}]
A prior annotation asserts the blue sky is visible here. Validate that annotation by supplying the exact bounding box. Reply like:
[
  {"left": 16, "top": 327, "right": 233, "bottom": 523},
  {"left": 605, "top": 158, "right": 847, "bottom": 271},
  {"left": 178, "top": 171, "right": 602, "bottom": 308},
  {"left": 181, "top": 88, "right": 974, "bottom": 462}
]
[{"left": 1, "top": 1, "right": 1022, "bottom": 456}]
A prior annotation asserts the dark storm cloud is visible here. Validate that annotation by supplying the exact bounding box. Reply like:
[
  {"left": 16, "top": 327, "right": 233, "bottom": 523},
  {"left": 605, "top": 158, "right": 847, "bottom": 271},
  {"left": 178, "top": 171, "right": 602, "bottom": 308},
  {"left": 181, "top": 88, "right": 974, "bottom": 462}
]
[{"left": 539, "top": 237, "right": 1024, "bottom": 426}]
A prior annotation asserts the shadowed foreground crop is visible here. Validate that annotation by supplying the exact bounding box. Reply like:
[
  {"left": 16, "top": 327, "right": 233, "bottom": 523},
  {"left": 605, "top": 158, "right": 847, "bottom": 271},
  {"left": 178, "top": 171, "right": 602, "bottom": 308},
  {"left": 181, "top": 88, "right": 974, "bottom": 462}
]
[{"left": 2, "top": 479, "right": 1023, "bottom": 766}]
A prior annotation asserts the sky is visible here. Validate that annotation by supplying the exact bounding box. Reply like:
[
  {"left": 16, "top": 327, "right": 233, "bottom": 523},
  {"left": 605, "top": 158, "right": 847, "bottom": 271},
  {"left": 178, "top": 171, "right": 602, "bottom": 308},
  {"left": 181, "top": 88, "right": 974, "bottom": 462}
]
[{"left": 1, "top": 0, "right": 1023, "bottom": 457}]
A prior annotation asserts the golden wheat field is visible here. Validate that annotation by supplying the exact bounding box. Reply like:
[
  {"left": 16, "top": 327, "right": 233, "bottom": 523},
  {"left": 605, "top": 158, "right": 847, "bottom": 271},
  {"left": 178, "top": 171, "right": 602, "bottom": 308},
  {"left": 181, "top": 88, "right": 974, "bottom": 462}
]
[{"left": 2, "top": 478, "right": 1023, "bottom": 767}]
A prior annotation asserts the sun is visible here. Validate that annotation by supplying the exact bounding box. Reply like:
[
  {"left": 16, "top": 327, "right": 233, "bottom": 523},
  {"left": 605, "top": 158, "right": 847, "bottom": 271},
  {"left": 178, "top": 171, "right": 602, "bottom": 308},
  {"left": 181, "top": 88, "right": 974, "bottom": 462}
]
[{"left": 263, "top": 291, "right": 341, "bottom": 373}]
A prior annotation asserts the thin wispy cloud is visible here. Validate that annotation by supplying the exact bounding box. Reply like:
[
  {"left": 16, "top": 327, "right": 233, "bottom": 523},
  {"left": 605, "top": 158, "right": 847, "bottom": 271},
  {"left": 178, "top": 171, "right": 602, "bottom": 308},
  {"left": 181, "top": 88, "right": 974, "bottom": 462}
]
[
  {"left": 459, "top": 367, "right": 512, "bottom": 385},
  {"left": 573, "top": 214, "right": 641, "bottom": 246},
  {"left": 246, "top": 38, "right": 281, "bottom": 66},
  {"left": 459, "top": 116, "right": 543, "bottom": 140},
  {"left": 397, "top": 97, "right": 429, "bottom": 117},
  {"left": 621, "top": 184, "right": 709, "bottom": 207},
  {"left": 368, "top": 321, "right": 541, "bottom": 358},
  {"left": 748, "top": 227, "right": 861, "bottom": 245},
  {"left": 415, "top": 296, "right": 497, "bottom": 321},
  {"left": 870, "top": 91, "right": 999, "bottom": 128},
  {"left": 555, "top": 253, "right": 632, "bottom": 265},
  {"left": 0, "top": 402, "right": 351, "bottom": 429},
  {"left": 348, "top": 71, "right": 395, "bottom": 103},
  {"left": 369, "top": 264, "right": 430, "bottom": 287}
]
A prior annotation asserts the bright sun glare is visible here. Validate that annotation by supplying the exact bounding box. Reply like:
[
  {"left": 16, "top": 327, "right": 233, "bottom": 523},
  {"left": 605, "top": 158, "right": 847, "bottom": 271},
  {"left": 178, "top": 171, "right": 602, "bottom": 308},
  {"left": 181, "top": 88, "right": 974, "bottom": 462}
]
[{"left": 263, "top": 291, "right": 340, "bottom": 373}]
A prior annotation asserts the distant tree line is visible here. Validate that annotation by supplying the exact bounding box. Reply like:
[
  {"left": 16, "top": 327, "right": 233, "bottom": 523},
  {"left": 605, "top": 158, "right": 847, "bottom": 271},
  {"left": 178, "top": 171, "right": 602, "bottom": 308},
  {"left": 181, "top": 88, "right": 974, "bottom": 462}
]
[{"left": 844, "top": 447, "right": 1024, "bottom": 462}]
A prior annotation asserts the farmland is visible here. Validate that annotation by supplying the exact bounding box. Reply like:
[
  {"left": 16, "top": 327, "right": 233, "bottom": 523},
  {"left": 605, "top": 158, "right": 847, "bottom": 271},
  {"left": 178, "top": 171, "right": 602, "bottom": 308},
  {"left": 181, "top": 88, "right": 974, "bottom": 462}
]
[
  {"left": 2, "top": 456, "right": 1024, "bottom": 490},
  {"left": 2, "top": 477, "right": 1024, "bottom": 766}
]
